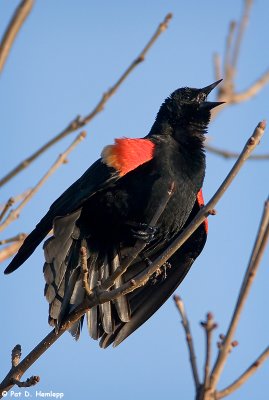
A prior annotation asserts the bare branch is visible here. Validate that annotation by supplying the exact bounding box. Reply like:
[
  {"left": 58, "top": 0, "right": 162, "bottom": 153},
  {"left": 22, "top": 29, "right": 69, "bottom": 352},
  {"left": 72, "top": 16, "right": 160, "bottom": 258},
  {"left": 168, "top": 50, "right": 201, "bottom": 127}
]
[
  {"left": 174, "top": 295, "right": 200, "bottom": 389},
  {"left": 217, "top": 346, "right": 269, "bottom": 399},
  {"left": 205, "top": 144, "right": 269, "bottom": 160},
  {"left": 0, "top": 190, "right": 31, "bottom": 211},
  {"left": 231, "top": 70, "right": 269, "bottom": 103},
  {"left": 0, "top": 0, "right": 34, "bottom": 73},
  {"left": 0, "top": 13, "right": 173, "bottom": 189},
  {"left": 0, "top": 233, "right": 27, "bottom": 246},
  {"left": 11, "top": 376, "right": 40, "bottom": 388},
  {"left": 201, "top": 313, "right": 218, "bottom": 390},
  {"left": 213, "top": 53, "right": 222, "bottom": 82},
  {"left": 0, "top": 131, "right": 86, "bottom": 233},
  {"left": 0, "top": 240, "right": 26, "bottom": 263},
  {"left": 231, "top": 0, "right": 253, "bottom": 71},
  {"left": 210, "top": 195, "right": 269, "bottom": 391},
  {"left": 11, "top": 345, "right": 21, "bottom": 368},
  {"left": 0, "top": 198, "right": 14, "bottom": 223},
  {"left": 223, "top": 21, "right": 236, "bottom": 83}
]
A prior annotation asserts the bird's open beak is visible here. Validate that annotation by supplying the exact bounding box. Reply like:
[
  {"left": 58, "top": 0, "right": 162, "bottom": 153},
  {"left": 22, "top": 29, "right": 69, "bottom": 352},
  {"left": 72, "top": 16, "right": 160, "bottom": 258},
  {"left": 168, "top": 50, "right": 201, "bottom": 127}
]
[{"left": 200, "top": 79, "right": 225, "bottom": 110}]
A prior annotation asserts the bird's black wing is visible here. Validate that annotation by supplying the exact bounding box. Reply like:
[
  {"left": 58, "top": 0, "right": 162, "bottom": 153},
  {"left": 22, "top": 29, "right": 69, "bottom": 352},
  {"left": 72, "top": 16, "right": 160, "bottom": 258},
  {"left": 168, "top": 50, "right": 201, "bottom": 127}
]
[
  {"left": 99, "top": 196, "right": 207, "bottom": 348},
  {"left": 4, "top": 159, "right": 118, "bottom": 274}
]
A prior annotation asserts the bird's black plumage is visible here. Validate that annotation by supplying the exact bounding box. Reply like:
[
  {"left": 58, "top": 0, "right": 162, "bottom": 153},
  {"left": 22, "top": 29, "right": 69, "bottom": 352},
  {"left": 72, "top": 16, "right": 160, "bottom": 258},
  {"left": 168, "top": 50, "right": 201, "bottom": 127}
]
[{"left": 5, "top": 80, "right": 223, "bottom": 347}]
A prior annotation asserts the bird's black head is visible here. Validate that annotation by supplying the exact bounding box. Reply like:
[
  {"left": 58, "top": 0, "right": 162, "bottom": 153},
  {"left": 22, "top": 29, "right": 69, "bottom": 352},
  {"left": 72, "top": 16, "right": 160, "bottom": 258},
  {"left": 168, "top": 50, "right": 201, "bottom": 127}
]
[{"left": 151, "top": 79, "right": 224, "bottom": 139}]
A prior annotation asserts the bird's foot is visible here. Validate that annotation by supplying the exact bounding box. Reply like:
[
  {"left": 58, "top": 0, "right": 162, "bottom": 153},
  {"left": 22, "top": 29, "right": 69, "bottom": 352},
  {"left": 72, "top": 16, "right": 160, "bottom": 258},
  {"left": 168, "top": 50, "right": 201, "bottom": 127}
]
[{"left": 131, "top": 223, "right": 157, "bottom": 243}]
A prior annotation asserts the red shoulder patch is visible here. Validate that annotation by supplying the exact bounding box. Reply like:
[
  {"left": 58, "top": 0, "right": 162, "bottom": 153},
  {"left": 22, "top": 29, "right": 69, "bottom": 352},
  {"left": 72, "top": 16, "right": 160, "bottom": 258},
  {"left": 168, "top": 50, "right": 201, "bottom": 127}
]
[
  {"left": 101, "top": 138, "right": 155, "bottom": 176},
  {"left": 197, "top": 189, "right": 208, "bottom": 233}
]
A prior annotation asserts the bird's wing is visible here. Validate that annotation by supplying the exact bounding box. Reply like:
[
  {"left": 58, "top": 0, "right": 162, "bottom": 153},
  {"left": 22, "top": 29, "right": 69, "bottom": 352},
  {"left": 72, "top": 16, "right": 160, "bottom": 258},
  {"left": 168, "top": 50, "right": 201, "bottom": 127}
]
[
  {"left": 4, "top": 138, "right": 155, "bottom": 274},
  {"left": 99, "top": 190, "right": 208, "bottom": 348}
]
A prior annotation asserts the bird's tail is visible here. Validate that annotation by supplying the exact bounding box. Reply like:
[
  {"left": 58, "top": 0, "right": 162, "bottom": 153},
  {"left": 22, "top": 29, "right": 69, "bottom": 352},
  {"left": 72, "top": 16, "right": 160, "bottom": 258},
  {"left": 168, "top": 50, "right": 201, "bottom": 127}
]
[{"left": 43, "top": 210, "right": 130, "bottom": 339}]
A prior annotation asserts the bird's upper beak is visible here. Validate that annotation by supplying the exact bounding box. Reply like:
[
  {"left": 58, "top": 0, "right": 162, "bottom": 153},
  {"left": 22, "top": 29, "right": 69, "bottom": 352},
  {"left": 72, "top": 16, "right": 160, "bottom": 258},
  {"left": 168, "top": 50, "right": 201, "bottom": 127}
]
[
  {"left": 202, "top": 79, "right": 223, "bottom": 95},
  {"left": 199, "top": 79, "right": 225, "bottom": 110}
]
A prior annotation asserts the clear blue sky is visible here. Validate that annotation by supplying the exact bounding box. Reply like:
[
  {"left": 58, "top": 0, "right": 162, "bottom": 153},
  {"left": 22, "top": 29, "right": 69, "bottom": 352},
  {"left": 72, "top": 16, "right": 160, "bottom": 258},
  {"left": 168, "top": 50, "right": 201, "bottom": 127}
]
[{"left": 1, "top": 1, "right": 269, "bottom": 399}]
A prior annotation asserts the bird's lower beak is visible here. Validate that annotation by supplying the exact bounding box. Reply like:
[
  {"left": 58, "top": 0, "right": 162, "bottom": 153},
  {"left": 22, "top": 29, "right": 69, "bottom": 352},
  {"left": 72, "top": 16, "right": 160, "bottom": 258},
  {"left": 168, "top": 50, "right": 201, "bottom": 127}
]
[{"left": 199, "top": 101, "right": 225, "bottom": 110}]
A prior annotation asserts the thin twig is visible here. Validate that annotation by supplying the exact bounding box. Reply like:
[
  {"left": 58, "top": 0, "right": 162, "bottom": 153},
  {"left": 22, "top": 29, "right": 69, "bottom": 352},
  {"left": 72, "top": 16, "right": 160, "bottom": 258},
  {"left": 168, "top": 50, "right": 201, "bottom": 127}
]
[
  {"left": 201, "top": 313, "right": 217, "bottom": 390},
  {"left": 0, "top": 198, "right": 14, "bottom": 223},
  {"left": 0, "top": 190, "right": 31, "bottom": 211},
  {"left": 0, "top": 0, "right": 34, "bottom": 73},
  {"left": 0, "top": 132, "right": 86, "bottom": 233},
  {"left": 211, "top": 0, "right": 269, "bottom": 123},
  {"left": 174, "top": 295, "right": 200, "bottom": 389},
  {"left": 231, "top": 0, "right": 253, "bottom": 71},
  {"left": 11, "top": 376, "right": 40, "bottom": 388},
  {"left": 0, "top": 233, "right": 27, "bottom": 245},
  {"left": 0, "top": 240, "right": 26, "bottom": 263},
  {"left": 80, "top": 244, "right": 92, "bottom": 296},
  {"left": 0, "top": 13, "right": 172, "bottom": 189},
  {"left": 213, "top": 53, "right": 222, "bottom": 82},
  {"left": 232, "top": 70, "right": 269, "bottom": 103},
  {"left": 210, "top": 195, "right": 269, "bottom": 391},
  {"left": 223, "top": 21, "right": 236, "bottom": 83},
  {"left": 217, "top": 346, "right": 269, "bottom": 399},
  {"left": 206, "top": 144, "right": 269, "bottom": 160},
  {"left": 0, "top": 120, "right": 264, "bottom": 397}
]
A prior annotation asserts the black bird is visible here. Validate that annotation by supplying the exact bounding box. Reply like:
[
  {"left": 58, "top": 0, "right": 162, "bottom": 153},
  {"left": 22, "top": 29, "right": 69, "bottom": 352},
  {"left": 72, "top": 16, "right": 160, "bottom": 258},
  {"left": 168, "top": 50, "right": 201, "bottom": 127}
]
[{"left": 5, "top": 80, "right": 223, "bottom": 347}]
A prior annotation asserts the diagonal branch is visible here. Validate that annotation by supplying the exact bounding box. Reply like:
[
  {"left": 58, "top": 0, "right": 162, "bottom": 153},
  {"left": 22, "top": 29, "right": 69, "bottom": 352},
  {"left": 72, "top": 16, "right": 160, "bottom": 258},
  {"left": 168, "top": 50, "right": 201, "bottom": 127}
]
[
  {"left": 210, "top": 194, "right": 269, "bottom": 391},
  {"left": 0, "top": 131, "right": 86, "bottom": 233},
  {"left": 0, "top": 13, "right": 172, "bottom": 189},
  {"left": 0, "top": 120, "right": 265, "bottom": 397},
  {"left": 0, "top": 0, "right": 34, "bottom": 73},
  {"left": 0, "top": 198, "right": 15, "bottom": 223},
  {"left": 231, "top": 70, "right": 269, "bottom": 103},
  {"left": 216, "top": 346, "right": 269, "bottom": 399}
]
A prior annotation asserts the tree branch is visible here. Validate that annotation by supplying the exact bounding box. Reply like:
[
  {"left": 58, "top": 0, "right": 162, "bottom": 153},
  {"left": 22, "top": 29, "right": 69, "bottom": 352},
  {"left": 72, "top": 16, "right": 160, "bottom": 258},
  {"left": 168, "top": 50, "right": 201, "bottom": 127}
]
[
  {"left": 174, "top": 295, "right": 200, "bottom": 390},
  {"left": 210, "top": 194, "right": 269, "bottom": 391},
  {"left": 0, "top": 198, "right": 15, "bottom": 223},
  {"left": 231, "top": 0, "right": 253, "bottom": 71},
  {"left": 0, "top": 239, "right": 28, "bottom": 263},
  {"left": 209, "top": 0, "right": 269, "bottom": 125},
  {"left": 205, "top": 144, "right": 269, "bottom": 160},
  {"left": 0, "top": 0, "right": 34, "bottom": 73},
  {"left": 0, "top": 131, "right": 86, "bottom": 233},
  {"left": 217, "top": 346, "right": 269, "bottom": 399},
  {"left": 201, "top": 313, "right": 217, "bottom": 390},
  {"left": 0, "top": 13, "right": 172, "bottom": 189},
  {"left": 231, "top": 70, "right": 269, "bottom": 103}
]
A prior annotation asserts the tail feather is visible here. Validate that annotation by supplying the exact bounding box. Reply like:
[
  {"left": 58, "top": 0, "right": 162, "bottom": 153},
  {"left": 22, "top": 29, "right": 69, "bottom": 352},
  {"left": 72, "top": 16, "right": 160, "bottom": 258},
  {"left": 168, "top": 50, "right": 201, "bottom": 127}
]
[
  {"left": 99, "top": 256, "right": 114, "bottom": 334},
  {"left": 86, "top": 248, "right": 100, "bottom": 340},
  {"left": 111, "top": 250, "right": 130, "bottom": 323}
]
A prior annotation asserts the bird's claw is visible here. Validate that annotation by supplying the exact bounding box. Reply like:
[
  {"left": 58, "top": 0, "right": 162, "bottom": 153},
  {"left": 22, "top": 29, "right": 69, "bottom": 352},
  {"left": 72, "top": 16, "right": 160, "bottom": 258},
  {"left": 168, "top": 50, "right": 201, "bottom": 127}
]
[{"left": 131, "top": 223, "right": 157, "bottom": 243}]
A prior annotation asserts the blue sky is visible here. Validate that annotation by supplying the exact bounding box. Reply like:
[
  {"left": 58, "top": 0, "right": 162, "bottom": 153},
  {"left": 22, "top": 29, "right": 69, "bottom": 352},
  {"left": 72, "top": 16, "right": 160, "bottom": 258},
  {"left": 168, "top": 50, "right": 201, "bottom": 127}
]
[{"left": 1, "top": 1, "right": 269, "bottom": 399}]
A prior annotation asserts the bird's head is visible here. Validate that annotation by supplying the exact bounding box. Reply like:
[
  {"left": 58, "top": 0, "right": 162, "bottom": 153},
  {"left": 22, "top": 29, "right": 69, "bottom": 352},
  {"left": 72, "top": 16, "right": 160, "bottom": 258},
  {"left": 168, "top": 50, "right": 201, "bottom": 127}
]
[{"left": 154, "top": 79, "right": 224, "bottom": 136}]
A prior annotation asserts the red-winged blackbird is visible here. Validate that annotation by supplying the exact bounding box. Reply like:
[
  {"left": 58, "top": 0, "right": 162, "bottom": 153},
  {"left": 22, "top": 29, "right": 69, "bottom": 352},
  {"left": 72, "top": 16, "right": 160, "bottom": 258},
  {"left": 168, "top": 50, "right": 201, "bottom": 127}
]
[{"left": 5, "top": 80, "right": 223, "bottom": 347}]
